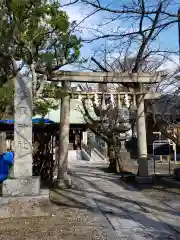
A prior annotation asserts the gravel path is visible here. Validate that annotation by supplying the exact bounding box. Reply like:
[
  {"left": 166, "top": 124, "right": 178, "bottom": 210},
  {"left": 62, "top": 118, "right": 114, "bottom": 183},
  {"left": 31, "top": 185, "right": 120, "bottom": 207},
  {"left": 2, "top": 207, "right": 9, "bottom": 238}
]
[
  {"left": 0, "top": 174, "right": 118, "bottom": 240},
  {"left": 0, "top": 160, "right": 180, "bottom": 240},
  {"left": 69, "top": 161, "right": 180, "bottom": 239},
  {"left": 0, "top": 209, "right": 114, "bottom": 240},
  {"left": 140, "top": 184, "right": 180, "bottom": 202}
]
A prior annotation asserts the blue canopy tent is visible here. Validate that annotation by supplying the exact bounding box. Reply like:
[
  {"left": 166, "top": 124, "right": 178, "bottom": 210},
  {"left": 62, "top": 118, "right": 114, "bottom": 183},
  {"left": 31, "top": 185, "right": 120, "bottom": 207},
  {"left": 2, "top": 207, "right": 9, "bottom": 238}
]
[
  {"left": 32, "top": 118, "right": 55, "bottom": 124},
  {"left": 0, "top": 119, "right": 14, "bottom": 124},
  {"left": 0, "top": 118, "right": 55, "bottom": 182},
  {"left": 0, "top": 118, "right": 55, "bottom": 124}
]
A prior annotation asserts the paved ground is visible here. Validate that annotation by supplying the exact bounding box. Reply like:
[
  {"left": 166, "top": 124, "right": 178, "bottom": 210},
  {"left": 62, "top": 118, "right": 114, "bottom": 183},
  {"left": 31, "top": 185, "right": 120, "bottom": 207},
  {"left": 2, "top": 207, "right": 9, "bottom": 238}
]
[
  {"left": 69, "top": 160, "right": 180, "bottom": 239},
  {"left": 0, "top": 160, "right": 180, "bottom": 239},
  {"left": 141, "top": 182, "right": 180, "bottom": 202}
]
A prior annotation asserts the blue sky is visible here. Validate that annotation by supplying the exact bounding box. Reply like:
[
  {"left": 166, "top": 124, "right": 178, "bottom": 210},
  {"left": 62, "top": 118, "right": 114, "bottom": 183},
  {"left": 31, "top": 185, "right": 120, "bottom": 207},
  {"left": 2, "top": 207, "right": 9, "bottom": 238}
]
[
  {"left": 62, "top": 0, "right": 180, "bottom": 71},
  {"left": 43, "top": 0, "right": 180, "bottom": 121}
]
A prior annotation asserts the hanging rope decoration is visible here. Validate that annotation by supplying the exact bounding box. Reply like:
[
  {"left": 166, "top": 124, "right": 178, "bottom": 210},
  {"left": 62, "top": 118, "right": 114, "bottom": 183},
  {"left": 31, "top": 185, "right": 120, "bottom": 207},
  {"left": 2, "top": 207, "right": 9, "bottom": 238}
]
[
  {"left": 110, "top": 94, "right": 115, "bottom": 108},
  {"left": 74, "top": 92, "right": 136, "bottom": 113},
  {"left": 76, "top": 94, "right": 83, "bottom": 109},
  {"left": 117, "top": 94, "right": 122, "bottom": 108},
  {"left": 124, "top": 94, "right": 130, "bottom": 108},
  {"left": 133, "top": 94, "right": 137, "bottom": 109},
  {"left": 94, "top": 93, "right": 99, "bottom": 106},
  {"left": 78, "top": 94, "right": 82, "bottom": 102},
  {"left": 87, "top": 96, "right": 93, "bottom": 107},
  {"left": 102, "top": 94, "right": 106, "bottom": 110}
]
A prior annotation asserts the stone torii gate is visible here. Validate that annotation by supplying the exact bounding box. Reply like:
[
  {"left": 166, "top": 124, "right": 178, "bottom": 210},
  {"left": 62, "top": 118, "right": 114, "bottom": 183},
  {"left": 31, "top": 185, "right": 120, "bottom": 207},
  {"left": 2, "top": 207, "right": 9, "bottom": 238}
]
[
  {"left": 51, "top": 71, "right": 161, "bottom": 187},
  {"left": 1, "top": 71, "right": 160, "bottom": 197}
]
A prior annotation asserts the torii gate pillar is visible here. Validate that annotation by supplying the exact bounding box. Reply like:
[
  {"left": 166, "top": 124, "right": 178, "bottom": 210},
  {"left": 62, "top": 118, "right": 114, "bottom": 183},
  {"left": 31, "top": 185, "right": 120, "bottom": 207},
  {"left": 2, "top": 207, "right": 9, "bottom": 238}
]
[
  {"left": 136, "top": 84, "right": 149, "bottom": 179},
  {"left": 135, "top": 86, "right": 160, "bottom": 183}
]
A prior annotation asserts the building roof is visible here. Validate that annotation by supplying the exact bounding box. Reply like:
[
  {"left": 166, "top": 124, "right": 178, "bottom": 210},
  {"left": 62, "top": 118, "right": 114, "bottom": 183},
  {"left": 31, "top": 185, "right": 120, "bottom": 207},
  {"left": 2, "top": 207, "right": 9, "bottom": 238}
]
[{"left": 37, "top": 99, "right": 96, "bottom": 124}]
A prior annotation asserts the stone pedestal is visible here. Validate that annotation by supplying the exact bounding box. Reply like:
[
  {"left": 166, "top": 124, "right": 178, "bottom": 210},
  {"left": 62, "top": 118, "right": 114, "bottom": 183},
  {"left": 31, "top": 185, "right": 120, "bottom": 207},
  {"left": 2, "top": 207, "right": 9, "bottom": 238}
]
[
  {"left": 115, "top": 141, "right": 131, "bottom": 173},
  {"left": 174, "top": 167, "right": 180, "bottom": 180},
  {"left": 119, "top": 151, "right": 131, "bottom": 165},
  {"left": 135, "top": 176, "right": 153, "bottom": 184},
  {"left": 120, "top": 141, "right": 131, "bottom": 164},
  {"left": 116, "top": 151, "right": 131, "bottom": 173},
  {"left": 2, "top": 177, "right": 40, "bottom": 197},
  {"left": 2, "top": 74, "right": 40, "bottom": 197},
  {"left": 55, "top": 176, "right": 72, "bottom": 189}
]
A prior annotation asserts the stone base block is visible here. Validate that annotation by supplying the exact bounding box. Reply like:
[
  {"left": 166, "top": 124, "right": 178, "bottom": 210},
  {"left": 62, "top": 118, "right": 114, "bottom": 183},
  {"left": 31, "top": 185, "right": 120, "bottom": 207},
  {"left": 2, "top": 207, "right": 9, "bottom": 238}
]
[
  {"left": 119, "top": 151, "right": 131, "bottom": 164},
  {"left": 161, "top": 177, "right": 180, "bottom": 188},
  {"left": 174, "top": 167, "right": 180, "bottom": 180},
  {"left": 135, "top": 176, "right": 153, "bottom": 184},
  {"left": 54, "top": 176, "right": 72, "bottom": 189},
  {"left": 2, "top": 176, "right": 40, "bottom": 197}
]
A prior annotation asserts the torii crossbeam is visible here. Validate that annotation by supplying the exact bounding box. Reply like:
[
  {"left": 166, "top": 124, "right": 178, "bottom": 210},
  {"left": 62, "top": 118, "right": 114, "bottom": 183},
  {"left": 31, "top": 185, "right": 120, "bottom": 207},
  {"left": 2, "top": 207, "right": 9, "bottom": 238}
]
[{"left": 50, "top": 71, "right": 161, "bottom": 83}]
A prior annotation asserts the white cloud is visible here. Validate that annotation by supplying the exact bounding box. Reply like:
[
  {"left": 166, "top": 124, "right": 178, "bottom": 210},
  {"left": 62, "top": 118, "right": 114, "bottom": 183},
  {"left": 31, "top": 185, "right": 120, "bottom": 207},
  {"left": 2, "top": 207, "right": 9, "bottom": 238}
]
[
  {"left": 62, "top": 2, "right": 148, "bottom": 41},
  {"left": 62, "top": 2, "right": 101, "bottom": 39},
  {"left": 61, "top": 2, "right": 125, "bottom": 40},
  {"left": 158, "top": 55, "right": 179, "bottom": 72}
]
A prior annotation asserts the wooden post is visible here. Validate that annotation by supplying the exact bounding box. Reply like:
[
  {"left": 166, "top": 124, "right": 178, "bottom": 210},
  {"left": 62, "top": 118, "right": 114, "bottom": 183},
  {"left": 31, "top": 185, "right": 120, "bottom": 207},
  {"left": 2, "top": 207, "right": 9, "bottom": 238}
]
[
  {"left": 56, "top": 81, "right": 71, "bottom": 188},
  {"left": 0, "top": 132, "right": 6, "bottom": 153}
]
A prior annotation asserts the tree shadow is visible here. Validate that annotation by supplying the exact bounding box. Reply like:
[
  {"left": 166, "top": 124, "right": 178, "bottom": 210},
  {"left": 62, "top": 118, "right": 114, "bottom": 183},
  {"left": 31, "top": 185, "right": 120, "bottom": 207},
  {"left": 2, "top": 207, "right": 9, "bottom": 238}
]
[
  {"left": 50, "top": 164, "right": 180, "bottom": 238},
  {"left": 77, "top": 174, "right": 180, "bottom": 217},
  {"left": 76, "top": 164, "right": 180, "bottom": 195},
  {"left": 50, "top": 183, "right": 180, "bottom": 239}
]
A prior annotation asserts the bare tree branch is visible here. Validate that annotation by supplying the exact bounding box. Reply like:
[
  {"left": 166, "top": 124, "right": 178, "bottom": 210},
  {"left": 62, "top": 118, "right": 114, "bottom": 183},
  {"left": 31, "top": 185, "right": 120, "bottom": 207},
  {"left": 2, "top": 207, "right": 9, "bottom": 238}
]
[{"left": 80, "top": 0, "right": 178, "bottom": 18}]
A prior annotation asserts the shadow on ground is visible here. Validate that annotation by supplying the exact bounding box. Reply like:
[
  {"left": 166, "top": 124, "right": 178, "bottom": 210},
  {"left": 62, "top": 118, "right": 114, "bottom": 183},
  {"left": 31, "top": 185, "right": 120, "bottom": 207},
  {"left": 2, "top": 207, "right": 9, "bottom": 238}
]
[{"left": 50, "top": 164, "right": 180, "bottom": 239}]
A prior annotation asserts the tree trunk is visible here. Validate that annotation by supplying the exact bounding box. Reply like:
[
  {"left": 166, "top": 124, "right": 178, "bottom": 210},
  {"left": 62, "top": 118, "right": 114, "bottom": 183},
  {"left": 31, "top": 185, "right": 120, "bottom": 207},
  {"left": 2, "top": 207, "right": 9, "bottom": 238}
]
[
  {"left": 56, "top": 81, "right": 71, "bottom": 188},
  {"left": 33, "top": 132, "right": 54, "bottom": 187},
  {"left": 132, "top": 123, "right": 137, "bottom": 138},
  {"left": 108, "top": 142, "right": 118, "bottom": 173},
  {"left": 0, "top": 132, "right": 6, "bottom": 153}
]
